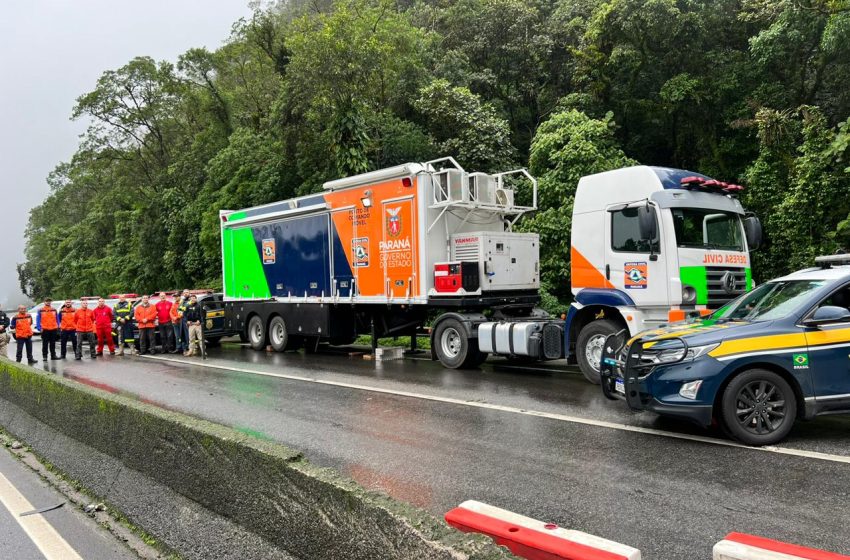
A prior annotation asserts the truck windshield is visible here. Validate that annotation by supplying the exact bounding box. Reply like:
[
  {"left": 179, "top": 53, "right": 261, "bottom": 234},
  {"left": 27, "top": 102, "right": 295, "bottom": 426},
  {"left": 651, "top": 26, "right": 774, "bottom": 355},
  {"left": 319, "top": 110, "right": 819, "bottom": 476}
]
[
  {"left": 713, "top": 280, "right": 827, "bottom": 322},
  {"left": 672, "top": 208, "right": 744, "bottom": 251}
]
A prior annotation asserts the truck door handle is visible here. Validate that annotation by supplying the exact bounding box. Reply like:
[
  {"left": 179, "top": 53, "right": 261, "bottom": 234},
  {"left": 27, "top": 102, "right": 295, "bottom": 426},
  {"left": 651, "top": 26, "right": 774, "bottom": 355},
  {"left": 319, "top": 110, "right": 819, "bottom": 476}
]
[{"left": 605, "top": 264, "right": 610, "bottom": 280}]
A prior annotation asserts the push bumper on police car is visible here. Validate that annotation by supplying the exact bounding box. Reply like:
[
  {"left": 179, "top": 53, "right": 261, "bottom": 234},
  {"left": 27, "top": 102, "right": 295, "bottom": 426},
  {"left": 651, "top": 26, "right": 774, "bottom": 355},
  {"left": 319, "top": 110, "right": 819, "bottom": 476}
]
[{"left": 599, "top": 332, "right": 715, "bottom": 427}]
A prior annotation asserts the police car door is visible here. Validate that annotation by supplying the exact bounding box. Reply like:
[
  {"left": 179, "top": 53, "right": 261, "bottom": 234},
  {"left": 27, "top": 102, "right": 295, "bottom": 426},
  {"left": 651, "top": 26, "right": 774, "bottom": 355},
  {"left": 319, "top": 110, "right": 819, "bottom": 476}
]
[
  {"left": 803, "top": 285, "right": 850, "bottom": 410},
  {"left": 605, "top": 203, "right": 668, "bottom": 307}
]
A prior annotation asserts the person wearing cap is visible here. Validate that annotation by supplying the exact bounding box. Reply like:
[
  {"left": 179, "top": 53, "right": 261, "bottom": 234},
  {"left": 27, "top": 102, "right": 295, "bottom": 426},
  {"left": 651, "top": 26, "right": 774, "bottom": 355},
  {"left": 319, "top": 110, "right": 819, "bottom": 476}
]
[
  {"left": 93, "top": 297, "right": 115, "bottom": 356},
  {"left": 74, "top": 300, "right": 97, "bottom": 360},
  {"left": 134, "top": 295, "right": 158, "bottom": 355},
  {"left": 0, "top": 307, "right": 9, "bottom": 357},
  {"left": 58, "top": 300, "right": 77, "bottom": 359},
  {"left": 183, "top": 294, "right": 204, "bottom": 356},
  {"left": 9, "top": 305, "right": 37, "bottom": 364},
  {"left": 36, "top": 298, "right": 60, "bottom": 360},
  {"left": 113, "top": 295, "right": 135, "bottom": 356}
]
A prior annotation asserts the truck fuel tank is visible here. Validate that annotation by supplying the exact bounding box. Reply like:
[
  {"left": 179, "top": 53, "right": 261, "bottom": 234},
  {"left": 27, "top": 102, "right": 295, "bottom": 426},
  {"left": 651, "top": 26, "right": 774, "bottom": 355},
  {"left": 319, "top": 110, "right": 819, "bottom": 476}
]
[{"left": 478, "top": 321, "right": 564, "bottom": 359}]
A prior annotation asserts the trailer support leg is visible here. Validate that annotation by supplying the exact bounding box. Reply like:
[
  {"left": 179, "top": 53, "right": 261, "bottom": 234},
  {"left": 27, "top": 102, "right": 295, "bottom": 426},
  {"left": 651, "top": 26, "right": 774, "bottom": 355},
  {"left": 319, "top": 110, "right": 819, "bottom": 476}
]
[{"left": 370, "top": 314, "right": 378, "bottom": 355}]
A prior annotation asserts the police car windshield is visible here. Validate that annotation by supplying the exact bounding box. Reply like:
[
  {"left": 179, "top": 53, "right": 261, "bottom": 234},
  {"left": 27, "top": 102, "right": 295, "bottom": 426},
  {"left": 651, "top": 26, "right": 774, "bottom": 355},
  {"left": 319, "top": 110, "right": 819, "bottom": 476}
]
[
  {"left": 713, "top": 280, "right": 826, "bottom": 321},
  {"left": 672, "top": 208, "right": 744, "bottom": 251}
]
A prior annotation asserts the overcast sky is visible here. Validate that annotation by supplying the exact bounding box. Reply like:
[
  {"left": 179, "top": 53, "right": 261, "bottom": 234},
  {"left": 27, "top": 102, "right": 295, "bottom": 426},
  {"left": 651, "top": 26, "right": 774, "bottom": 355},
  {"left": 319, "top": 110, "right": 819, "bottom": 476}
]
[{"left": 0, "top": 1, "right": 253, "bottom": 307}]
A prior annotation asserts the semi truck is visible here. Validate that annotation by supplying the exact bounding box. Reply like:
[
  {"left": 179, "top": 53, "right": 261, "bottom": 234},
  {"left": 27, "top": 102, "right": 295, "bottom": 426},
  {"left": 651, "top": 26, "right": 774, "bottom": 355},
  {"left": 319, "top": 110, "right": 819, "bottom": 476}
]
[{"left": 219, "top": 158, "right": 762, "bottom": 382}]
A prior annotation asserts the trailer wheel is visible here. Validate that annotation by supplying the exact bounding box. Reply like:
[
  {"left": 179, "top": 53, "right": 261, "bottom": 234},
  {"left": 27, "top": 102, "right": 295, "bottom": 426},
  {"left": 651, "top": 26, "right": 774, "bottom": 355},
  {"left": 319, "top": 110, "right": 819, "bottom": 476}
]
[
  {"left": 269, "top": 316, "right": 298, "bottom": 352},
  {"left": 434, "top": 318, "right": 485, "bottom": 369},
  {"left": 576, "top": 319, "right": 622, "bottom": 385},
  {"left": 247, "top": 315, "right": 267, "bottom": 350}
]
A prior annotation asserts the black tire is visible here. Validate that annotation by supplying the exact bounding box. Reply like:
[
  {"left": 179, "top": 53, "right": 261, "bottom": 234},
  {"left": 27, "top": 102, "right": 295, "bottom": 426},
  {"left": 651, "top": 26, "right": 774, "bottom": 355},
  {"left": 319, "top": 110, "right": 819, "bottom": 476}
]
[
  {"left": 576, "top": 319, "right": 623, "bottom": 385},
  {"left": 238, "top": 331, "right": 249, "bottom": 344},
  {"left": 205, "top": 336, "right": 222, "bottom": 347},
  {"left": 268, "top": 316, "right": 298, "bottom": 352},
  {"left": 247, "top": 315, "right": 267, "bottom": 351},
  {"left": 433, "top": 318, "right": 484, "bottom": 369},
  {"left": 720, "top": 369, "right": 797, "bottom": 446}
]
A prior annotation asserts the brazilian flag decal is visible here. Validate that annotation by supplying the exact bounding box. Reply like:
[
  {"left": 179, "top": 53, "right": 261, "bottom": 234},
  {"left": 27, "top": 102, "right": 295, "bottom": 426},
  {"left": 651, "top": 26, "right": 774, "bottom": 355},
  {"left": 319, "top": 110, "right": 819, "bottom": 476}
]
[{"left": 792, "top": 353, "right": 809, "bottom": 369}]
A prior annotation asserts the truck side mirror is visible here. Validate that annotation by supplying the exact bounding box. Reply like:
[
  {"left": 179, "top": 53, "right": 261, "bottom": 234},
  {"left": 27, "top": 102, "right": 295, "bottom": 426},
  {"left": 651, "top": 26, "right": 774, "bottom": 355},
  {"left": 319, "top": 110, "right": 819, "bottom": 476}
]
[
  {"left": 638, "top": 204, "right": 658, "bottom": 242},
  {"left": 744, "top": 216, "right": 762, "bottom": 252}
]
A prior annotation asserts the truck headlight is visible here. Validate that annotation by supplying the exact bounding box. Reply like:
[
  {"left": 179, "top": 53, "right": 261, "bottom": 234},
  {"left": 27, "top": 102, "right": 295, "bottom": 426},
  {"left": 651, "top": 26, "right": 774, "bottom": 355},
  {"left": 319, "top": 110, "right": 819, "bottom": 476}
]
[
  {"left": 682, "top": 285, "right": 697, "bottom": 304},
  {"left": 679, "top": 380, "right": 703, "bottom": 400},
  {"left": 650, "top": 343, "right": 719, "bottom": 364}
]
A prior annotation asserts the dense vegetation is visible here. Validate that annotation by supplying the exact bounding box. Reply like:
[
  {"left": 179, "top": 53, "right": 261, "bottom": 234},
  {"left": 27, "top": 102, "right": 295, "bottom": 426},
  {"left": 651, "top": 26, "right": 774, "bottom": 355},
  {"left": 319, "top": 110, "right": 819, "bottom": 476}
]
[{"left": 20, "top": 0, "right": 850, "bottom": 310}]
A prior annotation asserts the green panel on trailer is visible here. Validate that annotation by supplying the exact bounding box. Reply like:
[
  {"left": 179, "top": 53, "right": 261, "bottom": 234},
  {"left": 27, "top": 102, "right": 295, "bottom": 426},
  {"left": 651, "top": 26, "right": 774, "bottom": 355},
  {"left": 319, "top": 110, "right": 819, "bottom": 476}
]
[
  {"left": 679, "top": 266, "right": 708, "bottom": 305},
  {"left": 222, "top": 216, "right": 271, "bottom": 299}
]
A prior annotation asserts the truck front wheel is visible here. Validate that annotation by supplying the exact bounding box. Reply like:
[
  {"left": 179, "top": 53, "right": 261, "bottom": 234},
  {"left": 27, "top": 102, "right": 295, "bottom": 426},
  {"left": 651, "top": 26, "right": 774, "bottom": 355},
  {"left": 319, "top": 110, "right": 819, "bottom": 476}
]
[
  {"left": 247, "top": 315, "right": 267, "bottom": 351},
  {"left": 576, "top": 319, "right": 622, "bottom": 385},
  {"left": 434, "top": 318, "right": 485, "bottom": 369}
]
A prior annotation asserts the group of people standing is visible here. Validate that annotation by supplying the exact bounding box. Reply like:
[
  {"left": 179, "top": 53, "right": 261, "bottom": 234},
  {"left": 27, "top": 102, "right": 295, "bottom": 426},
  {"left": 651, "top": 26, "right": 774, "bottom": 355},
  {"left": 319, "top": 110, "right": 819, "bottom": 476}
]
[{"left": 0, "top": 291, "right": 205, "bottom": 364}]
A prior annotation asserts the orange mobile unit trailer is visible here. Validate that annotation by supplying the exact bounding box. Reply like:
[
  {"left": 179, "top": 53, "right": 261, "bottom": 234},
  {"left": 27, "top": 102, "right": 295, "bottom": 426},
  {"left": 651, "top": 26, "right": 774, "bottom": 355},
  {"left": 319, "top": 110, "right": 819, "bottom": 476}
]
[{"left": 219, "top": 157, "right": 556, "bottom": 367}]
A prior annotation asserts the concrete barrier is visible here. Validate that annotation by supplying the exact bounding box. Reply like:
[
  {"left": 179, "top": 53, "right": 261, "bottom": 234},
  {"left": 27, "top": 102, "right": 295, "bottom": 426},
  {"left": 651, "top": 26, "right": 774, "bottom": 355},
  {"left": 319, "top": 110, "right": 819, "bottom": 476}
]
[
  {"left": 714, "top": 533, "right": 850, "bottom": 560},
  {"left": 446, "top": 500, "right": 641, "bottom": 560},
  {"left": 0, "top": 360, "right": 513, "bottom": 560}
]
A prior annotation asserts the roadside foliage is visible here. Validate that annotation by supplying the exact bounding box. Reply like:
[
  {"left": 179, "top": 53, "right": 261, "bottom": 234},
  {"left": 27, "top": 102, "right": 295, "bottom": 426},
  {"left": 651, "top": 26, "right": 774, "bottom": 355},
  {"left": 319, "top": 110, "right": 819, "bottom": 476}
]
[{"left": 19, "top": 0, "right": 850, "bottom": 313}]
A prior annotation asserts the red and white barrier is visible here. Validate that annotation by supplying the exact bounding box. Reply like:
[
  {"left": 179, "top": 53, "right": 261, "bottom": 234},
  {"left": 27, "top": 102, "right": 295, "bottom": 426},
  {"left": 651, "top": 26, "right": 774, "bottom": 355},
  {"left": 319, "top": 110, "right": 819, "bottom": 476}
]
[
  {"left": 714, "top": 532, "right": 850, "bottom": 560},
  {"left": 445, "top": 500, "right": 641, "bottom": 560}
]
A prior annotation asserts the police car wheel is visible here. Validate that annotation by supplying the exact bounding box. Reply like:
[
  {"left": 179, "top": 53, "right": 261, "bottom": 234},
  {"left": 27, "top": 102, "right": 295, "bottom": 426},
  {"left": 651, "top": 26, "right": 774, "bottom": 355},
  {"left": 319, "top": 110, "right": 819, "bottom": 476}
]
[
  {"left": 576, "top": 319, "right": 621, "bottom": 385},
  {"left": 248, "top": 316, "right": 267, "bottom": 351},
  {"left": 721, "top": 369, "right": 797, "bottom": 446}
]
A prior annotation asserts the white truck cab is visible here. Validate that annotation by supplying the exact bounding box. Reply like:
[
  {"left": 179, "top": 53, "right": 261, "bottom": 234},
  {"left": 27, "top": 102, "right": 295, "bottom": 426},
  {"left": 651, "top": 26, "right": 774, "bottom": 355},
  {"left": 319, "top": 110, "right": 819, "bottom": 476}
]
[{"left": 567, "top": 166, "right": 762, "bottom": 382}]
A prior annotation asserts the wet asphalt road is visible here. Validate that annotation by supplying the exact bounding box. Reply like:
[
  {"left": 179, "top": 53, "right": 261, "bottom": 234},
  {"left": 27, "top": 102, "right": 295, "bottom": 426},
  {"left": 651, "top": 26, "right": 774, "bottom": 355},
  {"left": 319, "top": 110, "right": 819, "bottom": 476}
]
[{"left": 17, "top": 340, "right": 850, "bottom": 559}]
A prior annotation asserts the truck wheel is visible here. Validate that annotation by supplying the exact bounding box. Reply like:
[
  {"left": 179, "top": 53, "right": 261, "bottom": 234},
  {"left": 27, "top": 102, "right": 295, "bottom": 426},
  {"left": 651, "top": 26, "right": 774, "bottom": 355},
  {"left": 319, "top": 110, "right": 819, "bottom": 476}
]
[
  {"left": 239, "top": 331, "right": 249, "bottom": 344},
  {"left": 576, "top": 319, "right": 622, "bottom": 385},
  {"left": 247, "top": 315, "right": 267, "bottom": 351},
  {"left": 434, "top": 318, "right": 484, "bottom": 369},
  {"left": 269, "top": 316, "right": 297, "bottom": 352},
  {"left": 720, "top": 369, "right": 797, "bottom": 446},
  {"left": 205, "top": 337, "right": 222, "bottom": 347}
]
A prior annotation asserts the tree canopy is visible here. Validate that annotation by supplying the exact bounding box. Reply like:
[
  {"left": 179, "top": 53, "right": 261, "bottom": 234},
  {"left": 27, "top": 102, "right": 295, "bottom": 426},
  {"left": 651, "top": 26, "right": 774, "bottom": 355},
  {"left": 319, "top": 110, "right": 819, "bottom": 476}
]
[{"left": 20, "top": 0, "right": 850, "bottom": 311}]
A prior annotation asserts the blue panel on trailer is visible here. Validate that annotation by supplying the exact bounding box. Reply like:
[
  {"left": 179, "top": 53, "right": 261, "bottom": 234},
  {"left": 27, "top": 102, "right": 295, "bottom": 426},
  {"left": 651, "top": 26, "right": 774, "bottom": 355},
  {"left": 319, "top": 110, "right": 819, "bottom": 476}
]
[
  {"left": 251, "top": 214, "right": 331, "bottom": 297},
  {"left": 330, "top": 219, "right": 354, "bottom": 298}
]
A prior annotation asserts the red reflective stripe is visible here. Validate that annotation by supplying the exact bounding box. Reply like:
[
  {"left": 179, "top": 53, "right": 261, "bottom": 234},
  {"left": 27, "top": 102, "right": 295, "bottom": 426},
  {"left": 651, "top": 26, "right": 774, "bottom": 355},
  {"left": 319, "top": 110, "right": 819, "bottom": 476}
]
[
  {"left": 445, "top": 507, "right": 627, "bottom": 560},
  {"left": 725, "top": 533, "right": 850, "bottom": 560}
]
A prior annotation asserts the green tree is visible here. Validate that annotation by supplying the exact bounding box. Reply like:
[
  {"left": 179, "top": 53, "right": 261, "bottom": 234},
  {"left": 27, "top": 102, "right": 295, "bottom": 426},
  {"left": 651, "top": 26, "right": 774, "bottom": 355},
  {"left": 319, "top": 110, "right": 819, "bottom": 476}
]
[
  {"left": 414, "top": 79, "right": 516, "bottom": 171},
  {"left": 521, "top": 108, "right": 636, "bottom": 302}
]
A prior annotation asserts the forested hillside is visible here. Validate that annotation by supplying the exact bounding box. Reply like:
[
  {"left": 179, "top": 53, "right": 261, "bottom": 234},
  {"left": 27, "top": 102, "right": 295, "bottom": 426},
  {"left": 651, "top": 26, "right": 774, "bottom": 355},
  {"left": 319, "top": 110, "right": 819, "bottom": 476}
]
[{"left": 20, "top": 0, "right": 850, "bottom": 308}]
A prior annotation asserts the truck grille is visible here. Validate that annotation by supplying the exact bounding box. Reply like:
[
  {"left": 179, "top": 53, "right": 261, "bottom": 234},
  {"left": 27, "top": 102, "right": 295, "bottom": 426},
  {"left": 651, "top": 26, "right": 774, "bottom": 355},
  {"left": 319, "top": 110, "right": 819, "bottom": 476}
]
[{"left": 706, "top": 267, "right": 747, "bottom": 307}]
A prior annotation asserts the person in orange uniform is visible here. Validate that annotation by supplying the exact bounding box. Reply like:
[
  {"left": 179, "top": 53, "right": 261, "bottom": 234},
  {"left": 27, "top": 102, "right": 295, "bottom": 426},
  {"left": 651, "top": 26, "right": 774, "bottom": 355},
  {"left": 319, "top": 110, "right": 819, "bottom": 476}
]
[
  {"left": 9, "top": 305, "right": 37, "bottom": 364},
  {"left": 58, "top": 300, "right": 77, "bottom": 359},
  {"left": 93, "top": 297, "right": 115, "bottom": 356},
  {"left": 134, "top": 295, "right": 158, "bottom": 355},
  {"left": 37, "top": 298, "right": 60, "bottom": 361},
  {"left": 74, "top": 300, "right": 97, "bottom": 360}
]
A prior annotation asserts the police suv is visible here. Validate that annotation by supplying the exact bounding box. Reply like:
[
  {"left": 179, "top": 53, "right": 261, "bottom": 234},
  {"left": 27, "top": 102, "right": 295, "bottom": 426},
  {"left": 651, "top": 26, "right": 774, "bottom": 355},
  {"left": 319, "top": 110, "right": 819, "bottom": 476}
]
[{"left": 601, "top": 254, "right": 850, "bottom": 445}]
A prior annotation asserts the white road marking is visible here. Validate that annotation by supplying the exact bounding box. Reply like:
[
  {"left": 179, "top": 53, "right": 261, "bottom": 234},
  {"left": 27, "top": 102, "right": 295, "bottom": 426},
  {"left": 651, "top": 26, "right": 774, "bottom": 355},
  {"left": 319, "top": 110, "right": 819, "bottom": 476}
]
[
  {"left": 142, "top": 355, "right": 850, "bottom": 465},
  {"left": 0, "top": 472, "right": 83, "bottom": 560}
]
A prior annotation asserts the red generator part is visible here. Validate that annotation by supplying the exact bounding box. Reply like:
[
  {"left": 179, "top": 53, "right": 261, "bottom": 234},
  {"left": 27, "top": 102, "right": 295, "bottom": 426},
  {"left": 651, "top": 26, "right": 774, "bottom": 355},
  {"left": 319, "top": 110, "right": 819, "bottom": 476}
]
[{"left": 434, "top": 262, "right": 480, "bottom": 293}]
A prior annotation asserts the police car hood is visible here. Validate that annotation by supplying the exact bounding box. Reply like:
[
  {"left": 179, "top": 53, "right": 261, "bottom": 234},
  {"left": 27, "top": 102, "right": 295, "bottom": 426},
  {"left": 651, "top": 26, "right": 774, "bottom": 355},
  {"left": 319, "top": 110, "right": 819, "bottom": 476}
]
[{"left": 629, "top": 318, "right": 768, "bottom": 349}]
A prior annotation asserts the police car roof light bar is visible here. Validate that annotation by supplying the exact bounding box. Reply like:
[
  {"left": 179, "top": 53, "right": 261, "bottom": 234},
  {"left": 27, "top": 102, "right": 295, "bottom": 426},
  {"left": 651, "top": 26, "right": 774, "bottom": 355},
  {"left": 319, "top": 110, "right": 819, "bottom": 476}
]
[{"left": 815, "top": 254, "right": 850, "bottom": 268}]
